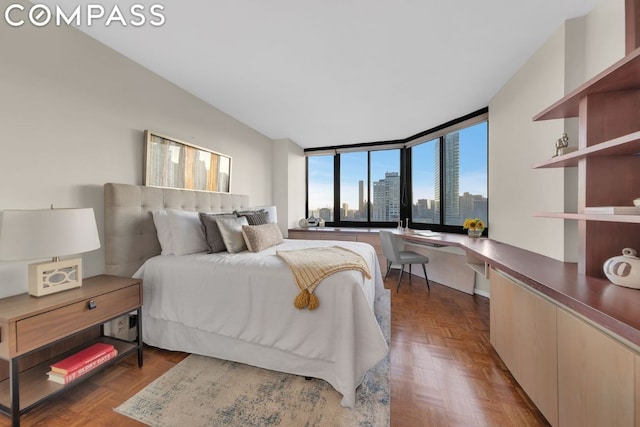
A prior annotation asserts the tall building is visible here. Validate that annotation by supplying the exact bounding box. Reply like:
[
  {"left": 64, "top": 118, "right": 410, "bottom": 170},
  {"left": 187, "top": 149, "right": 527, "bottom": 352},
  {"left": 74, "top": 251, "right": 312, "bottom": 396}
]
[
  {"left": 342, "top": 202, "right": 349, "bottom": 219},
  {"left": 372, "top": 172, "right": 400, "bottom": 221},
  {"left": 435, "top": 132, "right": 460, "bottom": 224},
  {"left": 358, "top": 179, "right": 367, "bottom": 219}
]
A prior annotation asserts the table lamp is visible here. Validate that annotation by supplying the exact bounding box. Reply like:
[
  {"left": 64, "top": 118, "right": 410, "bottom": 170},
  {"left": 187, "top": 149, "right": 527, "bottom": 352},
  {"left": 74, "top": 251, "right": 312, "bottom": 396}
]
[{"left": 0, "top": 207, "right": 101, "bottom": 297}]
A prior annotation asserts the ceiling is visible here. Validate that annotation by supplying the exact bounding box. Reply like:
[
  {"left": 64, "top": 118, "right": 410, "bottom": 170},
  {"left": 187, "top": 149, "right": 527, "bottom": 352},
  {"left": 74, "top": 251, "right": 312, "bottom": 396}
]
[{"left": 42, "top": 0, "right": 598, "bottom": 148}]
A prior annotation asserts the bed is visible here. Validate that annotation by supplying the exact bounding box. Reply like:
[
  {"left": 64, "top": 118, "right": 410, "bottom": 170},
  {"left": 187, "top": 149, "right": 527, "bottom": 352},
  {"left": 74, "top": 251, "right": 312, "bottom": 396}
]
[{"left": 103, "top": 183, "right": 388, "bottom": 407}]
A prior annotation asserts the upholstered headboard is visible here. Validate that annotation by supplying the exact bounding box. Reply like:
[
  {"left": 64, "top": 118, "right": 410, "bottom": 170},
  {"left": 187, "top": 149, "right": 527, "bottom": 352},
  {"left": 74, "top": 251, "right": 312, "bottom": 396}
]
[{"left": 104, "top": 183, "right": 250, "bottom": 277}]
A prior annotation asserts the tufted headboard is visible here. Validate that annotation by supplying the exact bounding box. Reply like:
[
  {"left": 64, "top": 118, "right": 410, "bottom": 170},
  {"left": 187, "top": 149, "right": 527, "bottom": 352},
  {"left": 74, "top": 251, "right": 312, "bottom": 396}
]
[{"left": 104, "top": 183, "right": 250, "bottom": 277}]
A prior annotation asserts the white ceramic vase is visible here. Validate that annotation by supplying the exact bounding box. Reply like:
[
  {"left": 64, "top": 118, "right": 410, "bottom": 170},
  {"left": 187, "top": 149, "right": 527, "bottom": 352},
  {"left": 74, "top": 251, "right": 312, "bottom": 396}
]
[{"left": 603, "top": 248, "right": 640, "bottom": 289}]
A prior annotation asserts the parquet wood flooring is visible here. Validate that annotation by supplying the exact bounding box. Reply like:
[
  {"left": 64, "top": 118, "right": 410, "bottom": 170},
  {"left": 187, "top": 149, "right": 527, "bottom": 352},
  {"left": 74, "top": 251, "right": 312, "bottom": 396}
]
[
  {"left": 1, "top": 275, "right": 549, "bottom": 426},
  {"left": 389, "top": 274, "right": 549, "bottom": 427}
]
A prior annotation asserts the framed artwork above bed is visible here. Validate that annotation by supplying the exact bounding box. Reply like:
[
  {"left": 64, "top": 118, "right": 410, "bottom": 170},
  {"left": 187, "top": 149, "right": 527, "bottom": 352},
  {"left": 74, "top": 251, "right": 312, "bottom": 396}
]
[{"left": 144, "top": 130, "right": 231, "bottom": 192}]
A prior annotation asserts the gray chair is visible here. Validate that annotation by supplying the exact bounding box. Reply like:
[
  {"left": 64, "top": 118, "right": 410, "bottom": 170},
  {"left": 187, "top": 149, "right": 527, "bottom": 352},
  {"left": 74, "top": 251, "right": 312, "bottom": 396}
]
[{"left": 379, "top": 230, "right": 430, "bottom": 293}]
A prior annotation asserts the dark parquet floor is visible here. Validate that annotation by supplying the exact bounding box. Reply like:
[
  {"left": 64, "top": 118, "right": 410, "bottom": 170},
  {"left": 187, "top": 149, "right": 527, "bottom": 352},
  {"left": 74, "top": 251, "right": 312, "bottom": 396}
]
[
  {"left": 389, "top": 272, "right": 549, "bottom": 426},
  {"left": 2, "top": 273, "right": 549, "bottom": 426}
]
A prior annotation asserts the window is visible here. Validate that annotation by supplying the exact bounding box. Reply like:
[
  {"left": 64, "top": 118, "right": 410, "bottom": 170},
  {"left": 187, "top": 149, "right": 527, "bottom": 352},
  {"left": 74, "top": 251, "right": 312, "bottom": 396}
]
[
  {"left": 336, "top": 149, "right": 401, "bottom": 223},
  {"left": 307, "top": 155, "right": 334, "bottom": 222},
  {"left": 411, "top": 138, "right": 439, "bottom": 224},
  {"left": 370, "top": 150, "right": 401, "bottom": 222},
  {"left": 305, "top": 109, "right": 488, "bottom": 233},
  {"left": 340, "top": 152, "right": 367, "bottom": 221},
  {"left": 410, "top": 120, "right": 488, "bottom": 230},
  {"left": 444, "top": 122, "right": 488, "bottom": 226}
]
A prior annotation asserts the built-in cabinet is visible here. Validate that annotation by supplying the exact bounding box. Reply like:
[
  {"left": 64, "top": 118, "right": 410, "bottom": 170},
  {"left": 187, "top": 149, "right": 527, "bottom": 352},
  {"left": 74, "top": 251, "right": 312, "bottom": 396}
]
[
  {"left": 489, "top": 269, "right": 558, "bottom": 425},
  {"left": 636, "top": 354, "right": 640, "bottom": 427},
  {"left": 557, "top": 308, "right": 635, "bottom": 427},
  {"left": 490, "top": 267, "right": 638, "bottom": 426}
]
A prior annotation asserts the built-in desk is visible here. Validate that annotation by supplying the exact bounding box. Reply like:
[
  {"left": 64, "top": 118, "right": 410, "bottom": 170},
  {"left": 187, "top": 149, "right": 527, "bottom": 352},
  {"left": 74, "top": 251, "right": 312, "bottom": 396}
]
[
  {"left": 395, "top": 230, "right": 640, "bottom": 425},
  {"left": 288, "top": 228, "right": 479, "bottom": 294}
]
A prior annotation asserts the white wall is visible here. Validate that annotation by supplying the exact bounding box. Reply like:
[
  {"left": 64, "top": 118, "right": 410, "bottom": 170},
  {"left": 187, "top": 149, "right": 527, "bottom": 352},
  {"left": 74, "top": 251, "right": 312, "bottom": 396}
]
[
  {"left": 272, "top": 138, "right": 306, "bottom": 236},
  {"left": 584, "top": 0, "right": 626, "bottom": 78},
  {"left": 0, "top": 4, "right": 274, "bottom": 296},
  {"left": 488, "top": 0, "right": 625, "bottom": 263},
  {"left": 489, "top": 25, "right": 569, "bottom": 260}
]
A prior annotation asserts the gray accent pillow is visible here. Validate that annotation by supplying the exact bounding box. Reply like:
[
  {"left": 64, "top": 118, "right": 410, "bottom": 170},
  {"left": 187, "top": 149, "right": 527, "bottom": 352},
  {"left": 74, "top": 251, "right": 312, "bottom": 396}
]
[
  {"left": 241, "top": 223, "right": 283, "bottom": 252},
  {"left": 235, "top": 209, "right": 269, "bottom": 225},
  {"left": 216, "top": 216, "right": 249, "bottom": 253},
  {"left": 199, "top": 212, "right": 236, "bottom": 253}
]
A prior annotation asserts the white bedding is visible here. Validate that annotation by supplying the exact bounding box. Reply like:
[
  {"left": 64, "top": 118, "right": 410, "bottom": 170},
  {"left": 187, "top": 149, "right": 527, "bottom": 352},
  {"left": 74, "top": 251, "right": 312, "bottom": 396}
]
[{"left": 133, "top": 239, "right": 388, "bottom": 407}]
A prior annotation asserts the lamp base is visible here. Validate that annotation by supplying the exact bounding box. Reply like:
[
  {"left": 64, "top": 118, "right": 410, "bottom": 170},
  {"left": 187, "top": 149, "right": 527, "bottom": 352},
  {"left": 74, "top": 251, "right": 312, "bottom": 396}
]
[{"left": 28, "top": 258, "right": 83, "bottom": 297}]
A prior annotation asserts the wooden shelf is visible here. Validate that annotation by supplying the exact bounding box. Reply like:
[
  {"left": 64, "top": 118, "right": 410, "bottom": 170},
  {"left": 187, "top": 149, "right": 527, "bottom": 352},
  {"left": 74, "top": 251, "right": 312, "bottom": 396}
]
[
  {"left": 534, "top": 46, "right": 640, "bottom": 120},
  {"left": 533, "top": 211, "right": 640, "bottom": 223},
  {"left": 0, "top": 337, "right": 136, "bottom": 412},
  {"left": 532, "top": 131, "right": 640, "bottom": 168}
]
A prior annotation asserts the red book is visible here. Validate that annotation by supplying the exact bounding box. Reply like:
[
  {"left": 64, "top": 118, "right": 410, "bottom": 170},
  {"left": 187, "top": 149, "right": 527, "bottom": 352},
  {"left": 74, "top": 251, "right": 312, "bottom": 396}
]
[
  {"left": 47, "top": 349, "right": 118, "bottom": 384},
  {"left": 50, "top": 343, "right": 115, "bottom": 375}
]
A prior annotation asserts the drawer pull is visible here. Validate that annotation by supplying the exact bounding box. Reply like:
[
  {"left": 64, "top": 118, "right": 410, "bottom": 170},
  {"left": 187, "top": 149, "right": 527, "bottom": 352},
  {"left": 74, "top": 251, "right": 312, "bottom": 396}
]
[{"left": 87, "top": 300, "right": 97, "bottom": 310}]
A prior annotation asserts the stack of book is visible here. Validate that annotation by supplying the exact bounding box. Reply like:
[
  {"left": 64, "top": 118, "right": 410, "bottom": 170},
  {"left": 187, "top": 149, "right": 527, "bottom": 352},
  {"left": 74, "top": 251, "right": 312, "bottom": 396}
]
[{"left": 47, "top": 342, "right": 118, "bottom": 384}]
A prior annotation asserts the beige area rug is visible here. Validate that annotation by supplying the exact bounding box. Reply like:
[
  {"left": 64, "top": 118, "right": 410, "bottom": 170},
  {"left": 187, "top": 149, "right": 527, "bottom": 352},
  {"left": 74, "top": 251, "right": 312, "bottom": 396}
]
[{"left": 115, "top": 289, "right": 390, "bottom": 427}]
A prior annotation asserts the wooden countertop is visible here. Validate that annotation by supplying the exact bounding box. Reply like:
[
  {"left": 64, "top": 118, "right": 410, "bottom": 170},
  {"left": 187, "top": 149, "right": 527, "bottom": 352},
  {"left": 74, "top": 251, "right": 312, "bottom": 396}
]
[{"left": 290, "top": 227, "right": 640, "bottom": 349}]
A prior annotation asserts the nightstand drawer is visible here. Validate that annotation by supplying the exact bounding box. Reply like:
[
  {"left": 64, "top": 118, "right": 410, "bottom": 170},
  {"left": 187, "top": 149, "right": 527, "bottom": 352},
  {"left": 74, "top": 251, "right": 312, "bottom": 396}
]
[{"left": 16, "top": 283, "right": 141, "bottom": 354}]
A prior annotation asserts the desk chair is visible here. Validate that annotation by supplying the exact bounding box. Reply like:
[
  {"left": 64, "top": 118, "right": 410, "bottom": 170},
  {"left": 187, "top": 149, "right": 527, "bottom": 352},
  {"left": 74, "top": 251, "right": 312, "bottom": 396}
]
[{"left": 379, "top": 229, "right": 430, "bottom": 293}]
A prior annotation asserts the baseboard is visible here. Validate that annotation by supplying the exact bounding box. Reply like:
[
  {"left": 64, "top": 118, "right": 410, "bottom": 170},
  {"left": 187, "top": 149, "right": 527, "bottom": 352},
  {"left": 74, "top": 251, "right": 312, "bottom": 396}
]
[{"left": 474, "top": 289, "right": 490, "bottom": 299}]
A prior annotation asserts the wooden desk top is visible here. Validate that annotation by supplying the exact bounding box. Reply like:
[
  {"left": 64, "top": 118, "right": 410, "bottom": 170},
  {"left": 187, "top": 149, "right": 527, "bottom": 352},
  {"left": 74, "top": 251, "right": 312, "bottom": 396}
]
[
  {"left": 290, "top": 227, "right": 640, "bottom": 349},
  {"left": 399, "top": 230, "right": 640, "bottom": 350}
]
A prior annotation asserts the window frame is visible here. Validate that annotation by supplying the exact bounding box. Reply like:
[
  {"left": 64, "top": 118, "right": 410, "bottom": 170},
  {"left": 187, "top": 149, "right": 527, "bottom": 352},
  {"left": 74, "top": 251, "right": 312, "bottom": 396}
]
[{"left": 305, "top": 108, "right": 488, "bottom": 235}]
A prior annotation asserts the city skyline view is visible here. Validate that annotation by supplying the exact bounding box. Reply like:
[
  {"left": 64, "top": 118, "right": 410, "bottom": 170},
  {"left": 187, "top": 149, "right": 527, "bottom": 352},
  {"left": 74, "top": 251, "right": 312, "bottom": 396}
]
[{"left": 307, "top": 121, "right": 487, "bottom": 224}]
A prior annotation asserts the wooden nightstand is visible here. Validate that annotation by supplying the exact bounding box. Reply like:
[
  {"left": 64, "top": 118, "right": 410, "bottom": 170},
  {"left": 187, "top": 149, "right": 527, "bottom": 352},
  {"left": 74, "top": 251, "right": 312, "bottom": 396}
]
[{"left": 0, "top": 275, "right": 143, "bottom": 427}]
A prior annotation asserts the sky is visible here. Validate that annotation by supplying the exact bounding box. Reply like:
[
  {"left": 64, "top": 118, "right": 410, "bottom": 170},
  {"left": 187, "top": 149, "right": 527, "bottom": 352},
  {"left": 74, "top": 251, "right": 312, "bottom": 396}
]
[{"left": 308, "top": 121, "right": 488, "bottom": 212}]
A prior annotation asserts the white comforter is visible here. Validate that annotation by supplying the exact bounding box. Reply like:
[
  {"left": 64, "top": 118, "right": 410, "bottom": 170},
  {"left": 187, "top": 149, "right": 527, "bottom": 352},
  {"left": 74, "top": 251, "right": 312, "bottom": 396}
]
[{"left": 133, "top": 239, "right": 388, "bottom": 407}]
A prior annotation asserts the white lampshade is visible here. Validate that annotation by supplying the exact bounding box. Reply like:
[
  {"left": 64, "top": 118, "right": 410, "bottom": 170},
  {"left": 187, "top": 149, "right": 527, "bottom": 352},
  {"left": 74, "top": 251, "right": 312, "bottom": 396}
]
[{"left": 0, "top": 208, "right": 101, "bottom": 261}]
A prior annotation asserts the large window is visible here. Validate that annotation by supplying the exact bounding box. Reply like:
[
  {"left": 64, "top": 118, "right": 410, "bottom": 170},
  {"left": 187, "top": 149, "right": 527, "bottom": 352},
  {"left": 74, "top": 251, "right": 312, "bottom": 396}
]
[
  {"left": 411, "top": 138, "right": 439, "bottom": 224},
  {"left": 370, "top": 150, "right": 401, "bottom": 222},
  {"left": 411, "top": 121, "right": 488, "bottom": 229},
  {"left": 340, "top": 152, "right": 367, "bottom": 221},
  {"left": 306, "top": 109, "right": 488, "bottom": 233},
  {"left": 307, "top": 155, "right": 334, "bottom": 222}
]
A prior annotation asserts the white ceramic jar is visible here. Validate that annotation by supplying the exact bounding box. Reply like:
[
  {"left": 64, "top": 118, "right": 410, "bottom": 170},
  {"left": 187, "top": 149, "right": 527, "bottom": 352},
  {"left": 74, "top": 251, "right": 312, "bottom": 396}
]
[{"left": 603, "top": 248, "right": 640, "bottom": 289}]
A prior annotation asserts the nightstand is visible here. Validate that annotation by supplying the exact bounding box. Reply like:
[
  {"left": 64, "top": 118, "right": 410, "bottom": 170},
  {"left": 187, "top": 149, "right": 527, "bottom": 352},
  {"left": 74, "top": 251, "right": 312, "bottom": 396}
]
[{"left": 0, "top": 275, "right": 143, "bottom": 427}]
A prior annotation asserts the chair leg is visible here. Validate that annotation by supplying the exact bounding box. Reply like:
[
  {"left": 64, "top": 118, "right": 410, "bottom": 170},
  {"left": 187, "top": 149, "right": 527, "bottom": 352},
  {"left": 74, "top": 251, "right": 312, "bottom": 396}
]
[
  {"left": 422, "top": 263, "right": 430, "bottom": 291},
  {"left": 385, "top": 260, "right": 391, "bottom": 280},
  {"left": 396, "top": 264, "right": 405, "bottom": 293},
  {"left": 409, "top": 264, "right": 412, "bottom": 284}
]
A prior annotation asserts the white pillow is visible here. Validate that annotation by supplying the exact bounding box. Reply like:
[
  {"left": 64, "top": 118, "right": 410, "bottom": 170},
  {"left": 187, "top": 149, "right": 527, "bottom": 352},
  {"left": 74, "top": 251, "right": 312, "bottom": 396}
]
[
  {"left": 216, "top": 216, "right": 249, "bottom": 253},
  {"left": 166, "top": 209, "right": 208, "bottom": 256},
  {"left": 152, "top": 210, "right": 173, "bottom": 255}
]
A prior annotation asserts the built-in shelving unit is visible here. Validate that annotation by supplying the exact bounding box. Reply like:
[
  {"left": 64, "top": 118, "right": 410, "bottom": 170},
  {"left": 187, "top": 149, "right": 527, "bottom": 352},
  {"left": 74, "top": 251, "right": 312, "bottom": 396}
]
[
  {"left": 533, "top": 44, "right": 640, "bottom": 277},
  {"left": 531, "top": 130, "right": 640, "bottom": 168}
]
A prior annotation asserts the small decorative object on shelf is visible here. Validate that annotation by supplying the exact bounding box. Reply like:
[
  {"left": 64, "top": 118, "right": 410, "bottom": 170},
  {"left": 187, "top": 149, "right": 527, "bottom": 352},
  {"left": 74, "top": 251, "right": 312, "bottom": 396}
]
[
  {"left": 463, "top": 218, "right": 485, "bottom": 238},
  {"left": 603, "top": 248, "right": 640, "bottom": 289},
  {"left": 298, "top": 218, "right": 308, "bottom": 228},
  {"left": 553, "top": 133, "right": 569, "bottom": 157}
]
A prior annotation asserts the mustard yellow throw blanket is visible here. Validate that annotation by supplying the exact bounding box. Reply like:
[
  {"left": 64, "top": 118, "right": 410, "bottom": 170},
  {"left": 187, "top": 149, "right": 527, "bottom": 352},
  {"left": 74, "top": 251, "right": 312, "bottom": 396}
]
[{"left": 277, "top": 246, "right": 372, "bottom": 310}]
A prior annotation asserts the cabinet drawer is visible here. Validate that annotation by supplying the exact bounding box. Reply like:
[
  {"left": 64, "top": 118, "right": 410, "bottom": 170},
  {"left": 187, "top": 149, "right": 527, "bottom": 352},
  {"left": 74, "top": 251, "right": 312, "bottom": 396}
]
[{"left": 16, "top": 284, "right": 140, "bottom": 354}]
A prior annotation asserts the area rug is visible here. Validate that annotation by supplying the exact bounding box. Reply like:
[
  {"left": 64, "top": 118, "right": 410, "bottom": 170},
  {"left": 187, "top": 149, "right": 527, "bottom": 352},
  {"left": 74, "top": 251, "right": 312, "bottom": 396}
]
[{"left": 115, "top": 289, "right": 390, "bottom": 427}]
